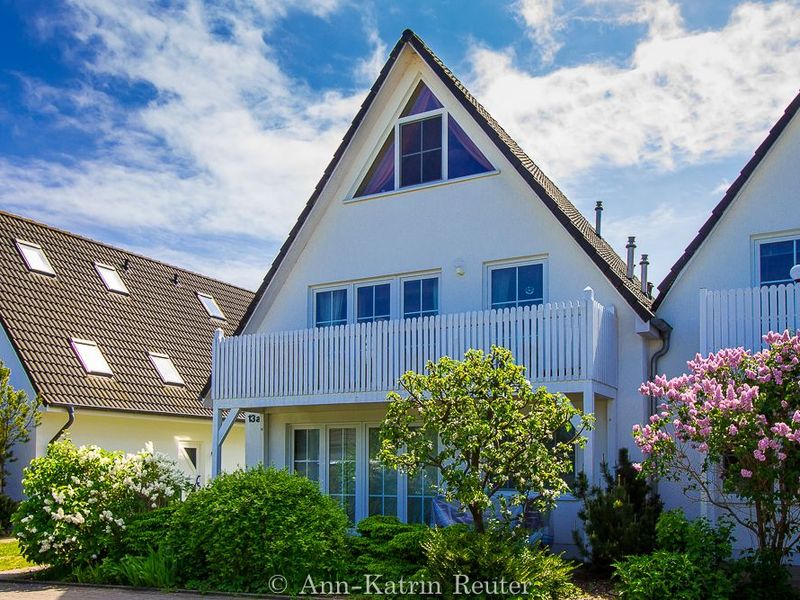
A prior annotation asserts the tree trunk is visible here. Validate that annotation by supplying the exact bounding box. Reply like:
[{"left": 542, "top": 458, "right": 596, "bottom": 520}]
[{"left": 470, "top": 504, "right": 485, "bottom": 534}]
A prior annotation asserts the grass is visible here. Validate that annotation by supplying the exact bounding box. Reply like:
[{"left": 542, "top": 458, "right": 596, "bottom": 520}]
[{"left": 0, "top": 538, "right": 33, "bottom": 571}]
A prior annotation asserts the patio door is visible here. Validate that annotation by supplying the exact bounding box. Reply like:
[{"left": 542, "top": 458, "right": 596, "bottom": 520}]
[{"left": 328, "top": 427, "right": 357, "bottom": 522}]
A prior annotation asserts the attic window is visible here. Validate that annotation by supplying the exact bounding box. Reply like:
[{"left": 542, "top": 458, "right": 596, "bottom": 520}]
[
  {"left": 15, "top": 239, "right": 55, "bottom": 276},
  {"left": 95, "top": 262, "right": 129, "bottom": 295},
  {"left": 197, "top": 293, "right": 226, "bottom": 320},
  {"left": 70, "top": 338, "right": 113, "bottom": 376},
  {"left": 354, "top": 81, "right": 494, "bottom": 198},
  {"left": 148, "top": 352, "right": 185, "bottom": 386}
]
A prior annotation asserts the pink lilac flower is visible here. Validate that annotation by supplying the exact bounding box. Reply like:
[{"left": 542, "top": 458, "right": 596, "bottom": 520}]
[{"left": 740, "top": 469, "right": 753, "bottom": 478}]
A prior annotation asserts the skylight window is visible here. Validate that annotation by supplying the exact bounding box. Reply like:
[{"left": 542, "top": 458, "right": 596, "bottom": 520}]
[
  {"left": 70, "top": 338, "right": 113, "bottom": 376},
  {"left": 15, "top": 239, "right": 55, "bottom": 276},
  {"left": 148, "top": 352, "right": 185, "bottom": 386},
  {"left": 197, "top": 293, "right": 226, "bottom": 320},
  {"left": 94, "top": 262, "right": 129, "bottom": 295}
]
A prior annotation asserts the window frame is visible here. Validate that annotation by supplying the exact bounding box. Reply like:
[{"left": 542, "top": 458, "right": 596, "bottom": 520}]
[
  {"left": 15, "top": 239, "right": 56, "bottom": 276},
  {"left": 197, "top": 292, "right": 226, "bottom": 320},
  {"left": 395, "top": 107, "right": 447, "bottom": 190},
  {"left": 290, "top": 426, "right": 323, "bottom": 484},
  {"left": 355, "top": 280, "right": 393, "bottom": 324},
  {"left": 367, "top": 424, "right": 400, "bottom": 518},
  {"left": 401, "top": 275, "right": 440, "bottom": 320},
  {"left": 484, "top": 257, "right": 548, "bottom": 310},
  {"left": 312, "top": 286, "right": 350, "bottom": 328},
  {"left": 94, "top": 262, "right": 129, "bottom": 295},
  {"left": 753, "top": 232, "right": 800, "bottom": 287},
  {"left": 147, "top": 351, "right": 186, "bottom": 386},
  {"left": 69, "top": 338, "right": 113, "bottom": 377}
]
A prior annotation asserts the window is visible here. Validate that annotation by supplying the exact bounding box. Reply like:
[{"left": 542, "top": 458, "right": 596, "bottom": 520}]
[
  {"left": 759, "top": 238, "right": 800, "bottom": 286},
  {"left": 400, "top": 115, "right": 443, "bottom": 188},
  {"left": 328, "top": 427, "right": 357, "bottom": 522},
  {"left": 403, "top": 277, "right": 439, "bottom": 319},
  {"left": 293, "top": 429, "right": 320, "bottom": 482},
  {"left": 148, "top": 352, "right": 185, "bottom": 386},
  {"left": 353, "top": 81, "right": 493, "bottom": 199},
  {"left": 356, "top": 283, "right": 390, "bottom": 324},
  {"left": 407, "top": 429, "right": 439, "bottom": 525},
  {"left": 368, "top": 427, "right": 398, "bottom": 516},
  {"left": 70, "top": 338, "right": 113, "bottom": 376},
  {"left": 490, "top": 263, "right": 544, "bottom": 309},
  {"left": 94, "top": 262, "right": 129, "bottom": 294},
  {"left": 315, "top": 289, "right": 348, "bottom": 328},
  {"left": 15, "top": 240, "right": 55, "bottom": 276},
  {"left": 197, "top": 292, "right": 226, "bottom": 320}
]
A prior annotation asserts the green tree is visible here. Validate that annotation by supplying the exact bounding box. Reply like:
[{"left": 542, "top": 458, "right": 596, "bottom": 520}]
[
  {"left": 379, "top": 346, "right": 593, "bottom": 533},
  {"left": 0, "top": 361, "right": 41, "bottom": 494},
  {"left": 573, "top": 447, "right": 662, "bottom": 572}
]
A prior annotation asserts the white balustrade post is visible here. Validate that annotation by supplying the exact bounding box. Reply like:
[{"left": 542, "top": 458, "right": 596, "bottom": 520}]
[
  {"left": 583, "top": 287, "right": 595, "bottom": 380},
  {"left": 698, "top": 289, "right": 708, "bottom": 356},
  {"left": 583, "top": 382, "right": 596, "bottom": 486}
]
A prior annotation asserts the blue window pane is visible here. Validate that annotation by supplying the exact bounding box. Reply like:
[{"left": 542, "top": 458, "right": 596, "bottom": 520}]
[
  {"left": 401, "top": 120, "right": 421, "bottom": 154},
  {"left": 447, "top": 117, "right": 493, "bottom": 179},
  {"left": 421, "top": 278, "right": 438, "bottom": 312},
  {"left": 518, "top": 264, "right": 543, "bottom": 305},
  {"left": 760, "top": 240, "right": 796, "bottom": 285},
  {"left": 316, "top": 289, "right": 347, "bottom": 327},
  {"left": 491, "top": 267, "right": 516, "bottom": 308},
  {"left": 315, "top": 292, "right": 330, "bottom": 324},
  {"left": 357, "top": 286, "right": 372, "bottom": 320},
  {"left": 404, "top": 280, "right": 421, "bottom": 314},
  {"left": 422, "top": 117, "right": 441, "bottom": 150},
  {"left": 400, "top": 115, "right": 442, "bottom": 188},
  {"left": 331, "top": 289, "right": 347, "bottom": 322},
  {"left": 421, "top": 149, "right": 442, "bottom": 182},
  {"left": 400, "top": 81, "right": 443, "bottom": 117},
  {"left": 374, "top": 284, "right": 390, "bottom": 318},
  {"left": 400, "top": 155, "right": 421, "bottom": 187}
]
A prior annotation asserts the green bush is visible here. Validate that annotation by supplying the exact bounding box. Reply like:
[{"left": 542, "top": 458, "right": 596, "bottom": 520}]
[
  {"left": 421, "top": 525, "right": 577, "bottom": 599},
  {"left": 0, "top": 493, "right": 18, "bottom": 534},
  {"left": 167, "top": 466, "right": 348, "bottom": 594},
  {"left": 112, "top": 505, "right": 178, "bottom": 558},
  {"left": 613, "top": 551, "right": 703, "bottom": 599},
  {"left": 734, "top": 550, "right": 797, "bottom": 600},
  {"left": 12, "top": 440, "right": 188, "bottom": 569},
  {"left": 345, "top": 515, "right": 429, "bottom": 583},
  {"left": 573, "top": 448, "right": 662, "bottom": 571},
  {"left": 613, "top": 510, "right": 734, "bottom": 600}
]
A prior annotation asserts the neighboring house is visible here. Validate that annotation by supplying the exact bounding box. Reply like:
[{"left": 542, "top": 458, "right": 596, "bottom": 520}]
[
  {"left": 208, "top": 29, "right": 664, "bottom": 554},
  {"left": 654, "top": 90, "right": 800, "bottom": 526},
  {"left": 0, "top": 211, "right": 253, "bottom": 500}
]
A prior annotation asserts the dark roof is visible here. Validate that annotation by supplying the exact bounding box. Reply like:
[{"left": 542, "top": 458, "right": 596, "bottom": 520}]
[
  {"left": 235, "top": 29, "right": 654, "bottom": 333},
  {"left": 0, "top": 211, "right": 253, "bottom": 418},
  {"left": 653, "top": 89, "right": 800, "bottom": 310}
]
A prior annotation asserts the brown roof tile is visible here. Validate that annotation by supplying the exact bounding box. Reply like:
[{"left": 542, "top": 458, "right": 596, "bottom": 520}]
[{"left": 0, "top": 211, "right": 254, "bottom": 418}]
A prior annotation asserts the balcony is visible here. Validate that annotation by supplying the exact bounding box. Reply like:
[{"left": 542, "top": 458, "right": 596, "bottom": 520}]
[
  {"left": 699, "top": 283, "right": 800, "bottom": 354},
  {"left": 210, "top": 288, "right": 618, "bottom": 408}
]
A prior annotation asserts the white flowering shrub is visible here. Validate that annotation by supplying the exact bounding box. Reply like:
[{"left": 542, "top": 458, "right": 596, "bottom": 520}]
[{"left": 13, "top": 440, "right": 189, "bottom": 569}]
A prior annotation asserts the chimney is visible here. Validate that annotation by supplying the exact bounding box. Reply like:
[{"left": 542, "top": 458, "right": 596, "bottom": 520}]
[
  {"left": 595, "top": 201, "right": 603, "bottom": 237},
  {"left": 626, "top": 236, "right": 636, "bottom": 279},
  {"left": 639, "top": 254, "right": 649, "bottom": 294},
  {"left": 647, "top": 282, "right": 654, "bottom": 298}
]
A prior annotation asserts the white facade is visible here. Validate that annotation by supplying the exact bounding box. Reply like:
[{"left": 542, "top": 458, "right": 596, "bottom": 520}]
[
  {"left": 1, "top": 323, "right": 245, "bottom": 501},
  {"left": 213, "top": 40, "right": 657, "bottom": 555},
  {"left": 655, "top": 101, "right": 800, "bottom": 529}
]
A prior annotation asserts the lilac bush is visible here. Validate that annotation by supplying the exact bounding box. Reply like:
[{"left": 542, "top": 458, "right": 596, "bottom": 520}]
[{"left": 634, "top": 330, "right": 800, "bottom": 557}]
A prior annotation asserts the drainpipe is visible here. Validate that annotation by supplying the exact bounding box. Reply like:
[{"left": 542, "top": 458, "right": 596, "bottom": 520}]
[
  {"left": 49, "top": 405, "right": 75, "bottom": 444},
  {"left": 647, "top": 319, "right": 672, "bottom": 416}
]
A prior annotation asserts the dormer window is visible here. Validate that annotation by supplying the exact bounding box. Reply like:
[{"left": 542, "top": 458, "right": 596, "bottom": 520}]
[
  {"left": 148, "top": 352, "right": 185, "bottom": 386},
  {"left": 95, "top": 262, "right": 129, "bottom": 295},
  {"left": 354, "top": 81, "right": 494, "bottom": 199},
  {"left": 70, "top": 338, "right": 113, "bottom": 376},
  {"left": 197, "top": 292, "right": 226, "bottom": 320},
  {"left": 15, "top": 239, "right": 55, "bottom": 276}
]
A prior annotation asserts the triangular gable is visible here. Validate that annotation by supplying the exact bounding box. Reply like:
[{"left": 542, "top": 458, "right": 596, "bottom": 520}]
[
  {"left": 354, "top": 80, "right": 494, "bottom": 198},
  {"left": 231, "top": 29, "right": 654, "bottom": 344},
  {"left": 653, "top": 89, "right": 800, "bottom": 310}
]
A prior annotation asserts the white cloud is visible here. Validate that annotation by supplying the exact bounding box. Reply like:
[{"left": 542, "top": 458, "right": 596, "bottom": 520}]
[
  {"left": 516, "top": 0, "right": 564, "bottom": 64},
  {"left": 2, "top": 0, "right": 367, "bottom": 286},
  {"left": 476, "top": 1, "right": 800, "bottom": 180}
]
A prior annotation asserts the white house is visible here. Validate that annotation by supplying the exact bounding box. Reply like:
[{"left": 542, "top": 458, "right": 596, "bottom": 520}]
[
  {"left": 653, "top": 89, "right": 800, "bottom": 527},
  {"left": 0, "top": 211, "right": 250, "bottom": 499},
  {"left": 208, "top": 30, "right": 665, "bottom": 554}
]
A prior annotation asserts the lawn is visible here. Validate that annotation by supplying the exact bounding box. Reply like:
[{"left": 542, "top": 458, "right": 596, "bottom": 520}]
[{"left": 0, "top": 538, "right": 33, "bottom": 571}]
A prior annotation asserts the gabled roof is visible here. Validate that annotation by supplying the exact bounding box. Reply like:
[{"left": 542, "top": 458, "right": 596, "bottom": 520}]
[
  {"left": 235, "top": 29, "right": 654, "bottom": 333},
  {"left": 0, "top": 211, "right": 254, "bottom": 418},
  {"left": 653, "top": 89, "right": 800, "bottom": 310}
]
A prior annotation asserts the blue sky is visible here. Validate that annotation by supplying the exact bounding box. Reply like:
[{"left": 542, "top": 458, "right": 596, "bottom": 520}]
[{"left": 1, "top": 0, "right": 799, "bottom": 291}]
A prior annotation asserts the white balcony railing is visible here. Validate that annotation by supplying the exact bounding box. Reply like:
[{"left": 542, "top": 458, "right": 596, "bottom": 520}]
[
  {"left": 211, "top": 289, "right": 617, "bottom": 406},
  {"left": 699, "top": 283, "right": 800, "bottom": 355}
]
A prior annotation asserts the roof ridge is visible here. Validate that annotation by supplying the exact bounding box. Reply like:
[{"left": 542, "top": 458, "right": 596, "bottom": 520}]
[{"left": 0, "top": 209, "right": 254, "bottom": 293}]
